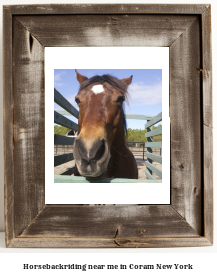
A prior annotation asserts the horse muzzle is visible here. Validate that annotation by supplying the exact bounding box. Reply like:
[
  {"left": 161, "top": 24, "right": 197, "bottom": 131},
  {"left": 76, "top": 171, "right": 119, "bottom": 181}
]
[{"left": 73, "top": 137, "right": 110, "bottom": 178}]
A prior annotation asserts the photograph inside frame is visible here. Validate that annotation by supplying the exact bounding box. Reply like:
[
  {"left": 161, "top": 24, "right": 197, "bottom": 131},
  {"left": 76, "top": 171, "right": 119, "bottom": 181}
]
[
  {"left": 54, "top": 69, "right": 163, "bottom": 182},
  {"left": 45, "top": 47, "right": 170, "bottom": 204}
]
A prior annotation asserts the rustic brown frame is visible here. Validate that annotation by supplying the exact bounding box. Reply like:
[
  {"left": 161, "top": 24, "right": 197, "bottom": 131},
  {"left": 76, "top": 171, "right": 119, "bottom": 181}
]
[{"left": 4, "top": 4, "right": 212, "bottom": 248}]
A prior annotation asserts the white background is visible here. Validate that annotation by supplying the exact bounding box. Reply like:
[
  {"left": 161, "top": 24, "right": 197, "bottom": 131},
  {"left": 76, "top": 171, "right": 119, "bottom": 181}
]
[
  {"left": 0, "top": 0, "right": 216, "bottom": 277},
  {"left": 46, "top": 47, "right": 170, "bottom": 204}
]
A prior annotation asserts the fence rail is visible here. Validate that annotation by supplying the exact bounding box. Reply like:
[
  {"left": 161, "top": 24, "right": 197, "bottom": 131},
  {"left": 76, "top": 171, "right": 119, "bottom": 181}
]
[
  {"left": 59, "top": 166, "right": 76, "bottom": 176},
  {"left": 54, "top": 88, "right": 78, "bottom": 175},
  {"left": 54, "top": 134, "right": 75, "bottom": 146},
  {"left": 145, "top": 141, "right": 162, "bottom": 148},
  {"left": 125, "top": 114, "right": 153, "bottom": 121},
  {"left": 54, "top": 175, "right": 162, "bottom": 183},
  {"left": 145, "top": 151, "right": 162, "bottom": 164},
  {"left": 145, "top": 161, "right": 162, "bottom": 179},
  {"left": 145, "top": 169, "right": 156, "bottom": 180},
  {"left": 145, "top": 127, "right": 162, "bottom": 137},
  {"left": 54, "top": 110, "right": 78, "bottom": 131},
  {"left": 54, "top": 88, "right": 79, "bottom": 118},
  {"left": 145, "top": 112, "right": 162, "bottom": 180},
  {"left": 145, "top": 112, "right": 162, "bottom": 129},
  {"left": 54, "top": 152, "right": 74, "bottom": 167}
]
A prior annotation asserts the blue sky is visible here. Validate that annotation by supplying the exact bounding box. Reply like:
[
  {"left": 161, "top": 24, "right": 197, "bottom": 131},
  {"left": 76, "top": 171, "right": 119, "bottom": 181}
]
[{"left": 54, "top": 69, "right": 162, "bottom": 129}]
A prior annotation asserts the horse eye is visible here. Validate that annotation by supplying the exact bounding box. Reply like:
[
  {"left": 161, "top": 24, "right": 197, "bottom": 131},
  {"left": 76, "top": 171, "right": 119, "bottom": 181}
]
[
  {"left": 116, "top": 96, "right": 125, "bottom": 103},
  {"left": 75, "top": 97, "right": 81, "bottom": 104}
]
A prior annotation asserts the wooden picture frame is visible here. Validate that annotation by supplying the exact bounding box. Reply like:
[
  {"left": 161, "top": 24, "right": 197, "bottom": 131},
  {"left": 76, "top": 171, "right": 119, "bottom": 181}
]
[{"left": 3, "top": 4, "right": 213, "bottom": 248}]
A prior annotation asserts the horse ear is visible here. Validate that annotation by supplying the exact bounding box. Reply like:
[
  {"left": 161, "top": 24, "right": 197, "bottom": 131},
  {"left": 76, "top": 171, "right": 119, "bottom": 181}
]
[
  {"left": 75, "top": 70, "right": 88, "bottom": 85},
  {"left": 121, "top": 75, "right": 133, "bottom": 86}
]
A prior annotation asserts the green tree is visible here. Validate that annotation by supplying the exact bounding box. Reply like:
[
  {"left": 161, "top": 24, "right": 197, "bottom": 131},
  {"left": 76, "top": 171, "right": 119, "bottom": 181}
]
[
  {"left": 54, "top": 125, "right": 71, "bottom": 135},
  {"left": 126, "top": 124, "right": 162, "bottom": 142}
]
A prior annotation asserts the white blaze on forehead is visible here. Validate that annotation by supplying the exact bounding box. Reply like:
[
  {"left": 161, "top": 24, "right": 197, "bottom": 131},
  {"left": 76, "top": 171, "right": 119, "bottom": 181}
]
[{"left": 91, "top": 84, "right": 104, "bottom": 94}]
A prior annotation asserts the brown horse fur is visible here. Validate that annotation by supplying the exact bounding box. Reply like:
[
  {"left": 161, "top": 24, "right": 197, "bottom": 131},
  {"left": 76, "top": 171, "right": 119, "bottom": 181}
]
[{"left": 73, "top": 70, "right": 138, "bottom": 179}]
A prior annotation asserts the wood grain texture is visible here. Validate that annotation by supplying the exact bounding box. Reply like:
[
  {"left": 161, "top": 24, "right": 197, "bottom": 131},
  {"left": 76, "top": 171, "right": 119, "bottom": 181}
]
[
  {"left": 3, "top": 4, "right": 212, "bottom": 248},
  {"left": 203, "top": 125, "right": 213, "bottom": 243},
  {"left": 201, "top": 6, "right": 213, "bottom": 244},
  {"left": 7, "top": 236, "right": 212, "bottom": 248},
  {"left": 170, "top": 17, "right": 202, "bottom": 235},
  {"left": 201, "top": 6, "right": 212, "bottom": 128},
  {"left": 16, "top": 15, "right": 198, "bottom": 47},
  {"left": 3, "top": 7, "right": 14, "bottom": 246},
  {"left": 12, "top": 18, "right": 45, "bottom": 237},
  {"left": 4, "top": 4, "right": 208, "bottom": 15},
  {"left": 20, "top": 205, "right": 198, "bottom": 238}
]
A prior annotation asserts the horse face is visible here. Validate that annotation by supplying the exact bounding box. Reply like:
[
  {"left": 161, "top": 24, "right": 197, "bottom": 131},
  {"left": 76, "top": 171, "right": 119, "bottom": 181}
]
[{"left": 73, "top": 71, "right": 132, "bottom": 178}]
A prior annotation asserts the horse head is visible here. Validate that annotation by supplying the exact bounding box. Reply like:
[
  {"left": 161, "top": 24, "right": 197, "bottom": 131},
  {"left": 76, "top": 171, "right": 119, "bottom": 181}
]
[{"left": 73, "top": 70, "right": 132, "bottom": 178}]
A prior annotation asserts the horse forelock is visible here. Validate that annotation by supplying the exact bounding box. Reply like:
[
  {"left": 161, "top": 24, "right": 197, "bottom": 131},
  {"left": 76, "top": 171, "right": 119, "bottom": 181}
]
[{"left": 78, "top": 75, "right": 129, "bottom": 96}]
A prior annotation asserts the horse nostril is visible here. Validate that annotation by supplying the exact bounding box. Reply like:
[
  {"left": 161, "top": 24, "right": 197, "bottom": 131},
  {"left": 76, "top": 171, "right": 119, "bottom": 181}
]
[
  {"left": 75, "top": 138, "right": 86, "bottom": 158},
  {"left": 74, "top": 137, "right": 108, "bottom": 165},
  {"left": 94, "top": 139, "right": 106, "bottom": 161}
]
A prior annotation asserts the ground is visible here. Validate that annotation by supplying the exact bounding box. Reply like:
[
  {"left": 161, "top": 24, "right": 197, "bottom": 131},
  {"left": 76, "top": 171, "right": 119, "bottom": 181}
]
[{"left": 54, "top": 146, "right": 162, "bottom": 180}]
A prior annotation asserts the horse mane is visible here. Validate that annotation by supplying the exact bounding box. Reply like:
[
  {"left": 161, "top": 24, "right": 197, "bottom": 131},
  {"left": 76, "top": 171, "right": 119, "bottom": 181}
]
[
  {"left": 78, "top": 74, "right": 129, "bottom": 95},
  {"left": 78, "top": 74, "right": 129, "bottom": 138}
]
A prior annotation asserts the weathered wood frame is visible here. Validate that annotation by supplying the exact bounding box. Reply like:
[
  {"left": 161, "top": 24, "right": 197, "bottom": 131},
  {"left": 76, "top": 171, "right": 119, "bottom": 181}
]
[{"left": 4, "top": 4, "right": 212, "bottom": 248}]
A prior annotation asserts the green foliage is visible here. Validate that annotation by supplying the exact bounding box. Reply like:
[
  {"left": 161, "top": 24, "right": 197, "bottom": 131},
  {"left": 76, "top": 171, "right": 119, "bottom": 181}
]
[
  {"left": 54, "top": 125, "right": 71, "bottom": 135},
  {"left": 126, "top": 124, "right": 162, "bottom": 142},
  {"left": 127, "top": 128, "right": 147, "bottom": 142},
  {"left": 54, "top": 124, "right": 162, "bottom": 142}
]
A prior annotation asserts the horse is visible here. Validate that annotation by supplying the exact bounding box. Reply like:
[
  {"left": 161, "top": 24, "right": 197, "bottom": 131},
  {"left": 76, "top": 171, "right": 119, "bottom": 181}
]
[{"left": 73, "top": 70, "right": 138, "bottom": 179}]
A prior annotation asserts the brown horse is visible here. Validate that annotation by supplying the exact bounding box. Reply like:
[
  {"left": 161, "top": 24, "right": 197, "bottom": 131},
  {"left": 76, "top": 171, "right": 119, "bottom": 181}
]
[{"left": 73, "top": 70, "right": 138, "bottom": 179}]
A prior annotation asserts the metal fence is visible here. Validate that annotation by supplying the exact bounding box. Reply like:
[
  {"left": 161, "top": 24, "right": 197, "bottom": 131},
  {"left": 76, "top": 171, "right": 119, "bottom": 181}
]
[
  {"left": 127, "top": 142, "right": 162, "bottom": 161},
  {"left": 127, "top": 142, "right": 146, "bottom": 160}
]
